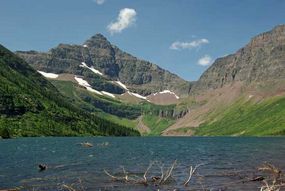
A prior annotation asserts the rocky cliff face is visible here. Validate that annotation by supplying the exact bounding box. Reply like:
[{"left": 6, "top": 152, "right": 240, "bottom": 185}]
[
  {"left": 17, "top": 34, "right": 190, "bottom": 96},
  {"left": 191, "top": 25, "right": 285, "bottom": 93}
]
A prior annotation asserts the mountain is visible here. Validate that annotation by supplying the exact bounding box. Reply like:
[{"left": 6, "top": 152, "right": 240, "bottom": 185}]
[
  {"left": 191, "top": 25, "right": 285, "bottom": 93},
  {"left": 13, "top": 25, "right": 285, "bottom": 136},
  {"left": 15, "top": 34, "right": 190, "bottom": 136},
  {"left": 164, "top": 25, "right": 285, "bottom": 136},
  {"left": 16, "top": 34, "right": 190, "bottom": 97},
  {"left": 0, "top": 44, "right": 140, "bottom": 138}
]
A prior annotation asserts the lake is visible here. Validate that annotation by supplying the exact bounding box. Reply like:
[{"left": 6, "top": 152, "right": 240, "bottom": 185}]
[{"left": 0, "top": 137, "right": 285, "bottom": 190}]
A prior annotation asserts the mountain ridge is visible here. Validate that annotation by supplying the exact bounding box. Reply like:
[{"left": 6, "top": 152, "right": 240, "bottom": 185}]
[
  {"left": 17, "top": 34, "right": 191, "bottom": 97},
  {"left": 164, "top": 24, "right": 285, "bottom": 136},
  {"left": 10, "top": 25, "right": 285, "bottom": 136},
  {"left": 191, "top": 24, "right": 285, "bottom": 94}
]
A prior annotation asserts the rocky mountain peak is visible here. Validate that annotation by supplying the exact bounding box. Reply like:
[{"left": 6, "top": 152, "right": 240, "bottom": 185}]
[
  {"left": 16, "top": 33, "right": 191, "bottom": 96},
  {"left": 84, "top": 33, "right": 112, "bottom": 49},
  {"left": 248, "top": 24, "right": 285, "bottom": 49},
  {"left": 191, "top": 25, "right": 285, "bottom": 94}
]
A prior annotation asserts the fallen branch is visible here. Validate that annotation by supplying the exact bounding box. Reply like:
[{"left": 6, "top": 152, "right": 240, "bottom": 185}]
[
  {"left": 156, "top": 162, "right": 164, "bottom": 184},
  {"left": 121, "top": 166, "right": 129, "bottom": 182},
  {"left": 104, "top": 169, "right": 122, "bottom": 181},
  {"left": 184, "top": 163, "right": 204, "bottom": 187},
  {"left": 62, "top": 184, "right": 77, "bottom": 191},
  {"left": 143, "top": 162, "right": 154, "bottom": 184},
  {"left": 258, "top": 163, "right": 285, "bottom": 191},
  {"left": 162, "top": 160, "right": 177, "bottom": 184}
]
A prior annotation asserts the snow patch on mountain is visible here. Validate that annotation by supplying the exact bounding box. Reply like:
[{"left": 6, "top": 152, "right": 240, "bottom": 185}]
[
  {"left": 38, "top": 71, "right": 59, "bottom": 79},
  {"left": 115, "top": 81, "right": 148, "bottom": 100},
  {"left": 80, "top": 62, "right": 103, "bottom": 76},
  {"left": 102, "top": 91, "right": 115, "bottom": 98},
  {"left": 74, "top": 76, "right": 103, "bottom": 95},
  {"left": 86, "top": 87, "right": 103, "bottom": 95},
  {"left": 128, "top": 92, "right": 147, "bottom": 100},
  {"left": 114, "top": 81, "right": 128, "bottom": 90},
  {"left": 74, "top": 76, "right": 90, "bottom": 87},
  {"left": 153, "top": 90, "right": 180, "bottom": 99}
]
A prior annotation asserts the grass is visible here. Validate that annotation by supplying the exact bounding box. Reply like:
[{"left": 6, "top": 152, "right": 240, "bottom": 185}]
[
  {"left": 51, "top": 80, "right": 181, "bottom": 135},
  {"left": 51, "top": 80, "right": 285, "bottom": 137},
  {"left": 143, "top": 114, "right": 175, "bottom": 136},
  {"left": 95, "top": 111, "right": 138, "bottom": 129},
  {"left": 51, "top": 80, "right": 77, "bottom": 98},
  {"left": 51, "top": 80, "right": 139, "bottom": 124},
  {"left": 195, "top": 96, "right": 285, "bottom": 136}
]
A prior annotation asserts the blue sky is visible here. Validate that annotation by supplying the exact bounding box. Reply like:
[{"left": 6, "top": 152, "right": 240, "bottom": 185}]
[{"left": 1, "top": 0, "right": 285, "bottom": 81}]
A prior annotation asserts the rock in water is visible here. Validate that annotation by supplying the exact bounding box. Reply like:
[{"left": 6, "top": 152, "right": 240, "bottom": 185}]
[{"left": 38, "top": 164, "right": 47, "bottom": 171}]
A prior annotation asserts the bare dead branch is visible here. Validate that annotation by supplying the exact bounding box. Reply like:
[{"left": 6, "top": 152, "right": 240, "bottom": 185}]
[
  {"left": 154, "top": 162, "right": 164, "bottom": 184},
  {"left": 104, "top": 169, "right": 122, "bottom": 181},
  {"left": 121, "top": 166, "right": 129, "bottom": 182},
  {"left": 258, "top": 163, "right": 285, "bottom": 191},
  {"left": 143, "top": 162, "right": 153, "bottom": 183},
  {"left": 184, "top": 163, "right": 204, "bottom": 187},
  {"left": 162, "top": 160, "right": 177, "bottom": 184},
  {"left": 62, "top": 184, "right": 77, "bottom": 191}
]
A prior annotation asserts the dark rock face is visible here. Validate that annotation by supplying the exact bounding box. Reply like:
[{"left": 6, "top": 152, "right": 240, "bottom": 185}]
[
  {"left": 158, "top": 108, "right": 189, "bottom": 119},
  {"left": 192, "top": 25, "right": 285, "bottom": 93},
  {"left": 17, "top": 34, "right": 190, "bottom": 96}
]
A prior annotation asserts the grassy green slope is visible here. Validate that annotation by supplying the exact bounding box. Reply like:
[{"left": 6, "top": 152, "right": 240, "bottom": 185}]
[
  {"left": 51, "top": 80, "right": 139, "bottom": 129},
  {"left": 50, "top": 80, "right": 181, "bottom": 135},
  {"left": 0, "top": 44, "right": 140, "bottom": 138},
  {"left": 143, "top": 114, "right": 175, "bottom": 136},
  {"left": 195, "top": 96, "right": 285, "bottom": 136}
]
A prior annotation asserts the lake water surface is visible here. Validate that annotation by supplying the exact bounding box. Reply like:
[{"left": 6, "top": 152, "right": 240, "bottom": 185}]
[{"left": 0, "top": 137, "right": 285, "bottom": 190}]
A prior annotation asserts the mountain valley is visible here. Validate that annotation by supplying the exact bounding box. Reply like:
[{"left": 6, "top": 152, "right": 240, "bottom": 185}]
[{"left": 1, "top": 25, "right": 284, "bottom": 137}]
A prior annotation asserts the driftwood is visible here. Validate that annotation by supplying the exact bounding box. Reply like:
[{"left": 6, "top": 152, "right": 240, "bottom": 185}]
[
  {"left": 161, "top": 160, "right": 177, "bottom": 184},
  {"left": 61, "top": 178, "right": 85, "bottom": 191},
  {"left": 62, "top": 184, "right": 77, "bottom": 191},
  {"left": 142, "top": 162, "right": 154, "bottom": 185},
  {"left": 103, "top": 160, "right": 178, "bottom": 186},
  {"left": 80, "top": 142, "right": 93, "bottom": 147},
  {"left": 184, "top": 163, "right": 204, "bottom": 186},
  {"left": 103, "top": 161, "right": 285, "bottom": 190},
  {"left": 103, "top": 160, "right": 200, "bottom": 188},
  {"left": 10, "top": 161, "right": 284, "bottom": 190},
  {"left": 258, "top": 163, "right": 285, "bottom": 191},
  {"left": 103, "top": 169, "right": 122, "bottom": 181}
]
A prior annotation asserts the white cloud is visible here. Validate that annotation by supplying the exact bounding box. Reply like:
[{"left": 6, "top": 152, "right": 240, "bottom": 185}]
[
  {"left": 94, "top": 0, "right": 105, "bottom": 5},
  {"left": 197, "top": 55, "right": 213, "bottom": 66},
  {"left": 107, "top": 8, "right": 137, "bottom": 34},
  {"left": 170, "top": 39, "right": 209, "bottom": 50}
]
